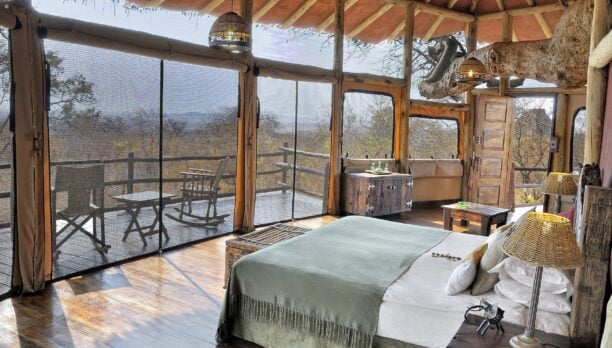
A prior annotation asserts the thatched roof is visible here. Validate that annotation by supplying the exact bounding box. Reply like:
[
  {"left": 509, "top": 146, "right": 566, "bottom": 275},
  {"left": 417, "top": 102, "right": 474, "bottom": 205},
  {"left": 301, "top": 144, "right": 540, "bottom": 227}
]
[{"left": 129, "top": 0, "right": 567, "bottom": 44}]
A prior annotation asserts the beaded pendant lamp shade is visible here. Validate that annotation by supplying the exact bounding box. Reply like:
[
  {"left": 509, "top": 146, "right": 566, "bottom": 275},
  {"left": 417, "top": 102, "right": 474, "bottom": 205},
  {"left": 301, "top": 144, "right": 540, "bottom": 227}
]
[
  {"left": 542, "top": 172, "right": 577, "bottom": 196},
  {"left": 208, "top": 0, "right": 250, "bottom": 53},
  {"left": 454, "top": 58, "right": 488, "bottom": 84}
]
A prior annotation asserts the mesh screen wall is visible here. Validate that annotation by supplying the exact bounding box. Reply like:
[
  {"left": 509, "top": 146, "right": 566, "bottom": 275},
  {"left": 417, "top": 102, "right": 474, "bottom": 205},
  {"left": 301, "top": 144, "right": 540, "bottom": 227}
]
[
  {"left": 409, "top": 117, "right": 459, "bottom": 159},
  {"left": 0, "top": 29, "right": 13, "bottom": 295},
  {"left": 342, "top": 92, "right": 394, "bottom": 159},
  {"left": 255, "top": 78, "right": 296, "bottom": 225},
  {"left": 293, "top": 82, "right": 331, "bottom": 220},
  {"left": 162, "top": 61, "right": 238, "bottom": 247},
  {"left": 45, "top": 40, "right": 162, "bottom": 279}
]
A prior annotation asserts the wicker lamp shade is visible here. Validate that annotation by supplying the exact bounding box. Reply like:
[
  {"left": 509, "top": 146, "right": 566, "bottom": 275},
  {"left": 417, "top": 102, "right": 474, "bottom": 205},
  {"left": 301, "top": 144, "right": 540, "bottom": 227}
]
[
  {"left": 209, "top": 11, "right": 250, "bottom": 52},
  {"left": 542, "top": 172, "right": 577, "bottom": 196},
  {"left": 502, "top": 212, "right": 584, "bottom": 269},
  {"left": 454, "top": 58, "right": 488, "bottom": 84}
]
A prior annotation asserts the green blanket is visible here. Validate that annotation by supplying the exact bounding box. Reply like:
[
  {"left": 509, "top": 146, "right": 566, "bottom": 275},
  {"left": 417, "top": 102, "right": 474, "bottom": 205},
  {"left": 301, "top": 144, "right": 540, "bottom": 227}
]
[{"left": 217, "top": 216, "right": 449, "bottom": 348}]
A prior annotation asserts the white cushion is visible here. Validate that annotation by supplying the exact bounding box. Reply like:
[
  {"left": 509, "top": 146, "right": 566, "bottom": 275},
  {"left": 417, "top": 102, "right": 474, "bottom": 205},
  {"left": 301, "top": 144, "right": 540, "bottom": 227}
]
[
  {"left": 494, "top": 279, "right": 572, "bottom": 314},
  {"left": 445, "top": 260, "right": 477, "bottom": 295},
  {"left": 490, "top": 257, "right": 573, "bottom": 296}
]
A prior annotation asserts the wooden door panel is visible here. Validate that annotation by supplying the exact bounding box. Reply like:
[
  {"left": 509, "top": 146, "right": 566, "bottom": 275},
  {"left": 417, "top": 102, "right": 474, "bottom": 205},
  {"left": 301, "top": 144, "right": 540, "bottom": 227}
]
[
  {"left": 481, "top": 158, "right": 503, "bottom": 177},
  {"left": 484, "top": 102, "right": 508, "bottom": 121},
  {"left": 469, "top": 96, "right": 514, "bottom": 208},
  {"left": 478, "top": 186, "right": 500, "bottom": 205},
  {"left": 483, "top": 129, "right": 505, "bottom": 149}
]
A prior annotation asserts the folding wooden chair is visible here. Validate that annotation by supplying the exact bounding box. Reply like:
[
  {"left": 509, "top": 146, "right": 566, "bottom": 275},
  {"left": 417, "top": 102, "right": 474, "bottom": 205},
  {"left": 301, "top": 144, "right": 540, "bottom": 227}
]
[
  {"left": 52, "top": 165, "right": 110, "bottom": 259},
  {"left": 166, "top": 157, "right": 231, "bottom": 228}
]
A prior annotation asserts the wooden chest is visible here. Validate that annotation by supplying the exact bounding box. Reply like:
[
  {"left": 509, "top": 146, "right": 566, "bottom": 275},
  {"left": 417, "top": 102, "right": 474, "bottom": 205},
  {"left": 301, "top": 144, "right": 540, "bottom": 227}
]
[
  {"left": 340, "top": 172, "right": 413, "bottom": 216},
  {"left": 224, "top": 223, "right": 310, "bottom": 287}
]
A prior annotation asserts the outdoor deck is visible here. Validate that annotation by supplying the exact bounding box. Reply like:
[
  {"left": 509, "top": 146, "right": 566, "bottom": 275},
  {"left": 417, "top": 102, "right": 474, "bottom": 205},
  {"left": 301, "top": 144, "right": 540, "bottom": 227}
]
[{"left": 0, "top": 191, "right": 323, "bottom": 282}]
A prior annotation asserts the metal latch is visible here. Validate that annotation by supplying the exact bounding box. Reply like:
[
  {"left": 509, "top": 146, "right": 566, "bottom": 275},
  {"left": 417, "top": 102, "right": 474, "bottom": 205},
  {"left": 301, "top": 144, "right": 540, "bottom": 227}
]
[
  {"left": 33, "top": 132, "right": 42, "bottom": 157},
  {"left": 405, "top": 201, "right": 413, "bottom": 208},
  {"left": 366, "top": 204, "right": 374, "bottom": 214},
  {"left": 368, "top": 183, "right": 376, "bottom": 190},
  {"left": 473, "top": 131, "right": 484, "bottom": 145},
  {"left": 406, "top": 180, "right": 414, "bottom": 188}
]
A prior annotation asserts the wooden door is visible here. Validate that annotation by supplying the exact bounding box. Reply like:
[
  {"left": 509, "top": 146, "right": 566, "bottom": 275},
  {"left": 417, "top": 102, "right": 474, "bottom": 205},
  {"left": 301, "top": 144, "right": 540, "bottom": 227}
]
[{"left": 469, "top": 96, "right": 514, "bottom": 208}]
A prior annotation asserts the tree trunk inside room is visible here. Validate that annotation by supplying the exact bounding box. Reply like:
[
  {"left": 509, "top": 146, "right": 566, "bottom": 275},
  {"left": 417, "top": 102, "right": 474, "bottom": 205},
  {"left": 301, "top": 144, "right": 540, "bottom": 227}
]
[{"left": 418, "top": 0, "right": 592, "bottom": 99}]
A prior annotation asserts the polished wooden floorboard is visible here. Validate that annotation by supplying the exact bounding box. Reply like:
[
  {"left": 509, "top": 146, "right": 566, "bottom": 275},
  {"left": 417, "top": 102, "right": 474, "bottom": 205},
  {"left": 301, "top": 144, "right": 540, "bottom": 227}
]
[{"left": 0, "top": 209, "right": 494, "bottom": 347}]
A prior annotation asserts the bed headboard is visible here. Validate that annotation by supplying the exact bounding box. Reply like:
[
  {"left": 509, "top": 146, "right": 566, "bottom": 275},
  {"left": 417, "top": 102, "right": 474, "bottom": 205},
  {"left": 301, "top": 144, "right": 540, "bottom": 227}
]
[{"left": 569, "top": 185, "right": 612, "bottom": 347}]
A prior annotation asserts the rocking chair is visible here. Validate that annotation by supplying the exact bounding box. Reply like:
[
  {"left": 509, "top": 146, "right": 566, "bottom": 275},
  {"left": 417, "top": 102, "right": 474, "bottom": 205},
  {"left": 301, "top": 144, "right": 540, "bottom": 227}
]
[
  {"left": 52, "top": 165, "right": 110, "bottom": 259},
  {"left": 166, "top": 157, "right": 231, "bottom": 228}
]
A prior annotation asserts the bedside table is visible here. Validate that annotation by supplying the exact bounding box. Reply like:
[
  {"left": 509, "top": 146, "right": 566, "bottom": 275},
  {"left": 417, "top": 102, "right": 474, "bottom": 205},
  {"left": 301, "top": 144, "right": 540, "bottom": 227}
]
[{"left": 448, "top": 315, "right": 570, "bottom": 347}]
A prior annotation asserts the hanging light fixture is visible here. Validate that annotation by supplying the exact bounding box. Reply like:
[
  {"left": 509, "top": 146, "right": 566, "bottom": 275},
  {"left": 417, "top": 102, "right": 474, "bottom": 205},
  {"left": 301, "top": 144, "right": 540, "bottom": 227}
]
[
  {"left": 208, "top": 0, "right": 251, "bottom": 53},
  {"left": 454, "top": 58, "right": 488, "bottom": 84}
]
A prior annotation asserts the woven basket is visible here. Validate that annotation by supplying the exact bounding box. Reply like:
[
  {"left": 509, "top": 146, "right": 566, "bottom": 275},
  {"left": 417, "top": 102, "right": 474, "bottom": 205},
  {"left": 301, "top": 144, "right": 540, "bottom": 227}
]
[{"left": 224, "top": 223, "right": 311, "bottom": 287}]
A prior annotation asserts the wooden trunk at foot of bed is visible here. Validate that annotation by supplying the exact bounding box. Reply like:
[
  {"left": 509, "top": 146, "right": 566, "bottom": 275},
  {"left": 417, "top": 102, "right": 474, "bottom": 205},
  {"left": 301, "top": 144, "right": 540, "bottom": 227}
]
[{"left": 570, "top": 186, "right": 612, "bottom": 347}]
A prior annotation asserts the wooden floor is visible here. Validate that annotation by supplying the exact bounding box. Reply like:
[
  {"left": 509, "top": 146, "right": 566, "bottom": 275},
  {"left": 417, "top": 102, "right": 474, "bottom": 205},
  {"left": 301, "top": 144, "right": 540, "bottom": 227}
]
[{"left": 0, "top": 207, "right": 493, "bottom": 347}]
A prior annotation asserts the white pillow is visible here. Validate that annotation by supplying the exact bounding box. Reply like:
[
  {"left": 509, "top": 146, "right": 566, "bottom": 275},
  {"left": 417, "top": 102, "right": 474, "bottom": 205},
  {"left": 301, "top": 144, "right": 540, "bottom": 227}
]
[
  {"left": 494, "top": 279, "right": 572, "bottom": 314},
  {"left": 490, "top": 257, "right": 573, "bottom": 296},
  {"left": 445, "top": 260, "right": 478, "bottom": 295}
]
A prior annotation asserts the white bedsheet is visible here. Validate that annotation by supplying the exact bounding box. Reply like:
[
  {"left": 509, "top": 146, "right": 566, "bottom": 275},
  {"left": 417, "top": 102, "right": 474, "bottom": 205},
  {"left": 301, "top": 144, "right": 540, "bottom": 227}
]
[{"left": 377, "top": 232, "right": 570, "bottom": 347}]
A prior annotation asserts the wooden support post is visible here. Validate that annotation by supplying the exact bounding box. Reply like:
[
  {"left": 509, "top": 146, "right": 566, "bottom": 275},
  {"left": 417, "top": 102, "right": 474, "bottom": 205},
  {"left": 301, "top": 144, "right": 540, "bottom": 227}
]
[
  {"left": 498, "top": 13, "right": 512, "bottom": 96},
  {"left": 398, "top": 3, "right": 415, "bottom": 173},
  {"left": 462, "top": 20, "right": 477, "bottom": 201},
  {"left": 236, "top": 0, "right": 257, "bottom": 232},
  {"left": 551, "top": 94, "right": 568, "bottom": 172},
  {"left": 10, "top": 2, "right": 48, "bottom": 290},
  {"left": 327, "top": 0, "right": 345, "bottom": 215},
  {"left": 570, "top": 186, "right": 612, "bottom": 347},
  {"left": 584, "top": 0, "right": 609, "bottom": 165}
]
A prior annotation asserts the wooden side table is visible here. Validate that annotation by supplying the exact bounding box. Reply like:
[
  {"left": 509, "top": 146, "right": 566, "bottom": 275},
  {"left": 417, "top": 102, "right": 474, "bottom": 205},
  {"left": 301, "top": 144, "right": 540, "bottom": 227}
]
[
  {"left": 442, "top": 202, "right": 509, "bottom": 236},
  {"left": 449, "top": 315, "right": 570, "bottom": 347}
]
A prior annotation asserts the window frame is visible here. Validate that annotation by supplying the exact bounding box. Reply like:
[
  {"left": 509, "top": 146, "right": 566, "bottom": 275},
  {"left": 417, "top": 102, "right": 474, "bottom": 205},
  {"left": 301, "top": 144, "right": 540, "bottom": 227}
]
[
  {"left": 408, "top": 115, "right": 460, "bottom": 160},
  {"left": 569, "top": 106, "right": 587, "bottom": 173},
  {"left": 341, "top": 89, "right": 396, "bottom": 160}
]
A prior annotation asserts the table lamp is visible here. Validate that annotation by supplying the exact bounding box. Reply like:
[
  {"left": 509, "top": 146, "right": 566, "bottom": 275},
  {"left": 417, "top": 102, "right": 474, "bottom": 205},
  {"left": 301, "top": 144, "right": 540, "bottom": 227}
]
[
  {"left": 502, "top": 212, "right": 583, "bottom": 348},
  {"left": 542, "top": 172, "right": 577, "bottom": 214}
]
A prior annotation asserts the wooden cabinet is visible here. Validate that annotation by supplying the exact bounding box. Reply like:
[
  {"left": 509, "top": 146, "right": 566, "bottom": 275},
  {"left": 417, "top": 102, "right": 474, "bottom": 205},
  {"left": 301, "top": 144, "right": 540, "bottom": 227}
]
[{"left": 340, "top": 173, "right": 413, "bottom": 216}]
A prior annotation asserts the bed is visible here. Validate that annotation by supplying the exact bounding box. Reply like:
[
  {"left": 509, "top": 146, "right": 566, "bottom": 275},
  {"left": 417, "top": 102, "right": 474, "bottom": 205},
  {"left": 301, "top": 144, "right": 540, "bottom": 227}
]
[{"left": 217, "top": 214, "right": 599, "bottom": 348}]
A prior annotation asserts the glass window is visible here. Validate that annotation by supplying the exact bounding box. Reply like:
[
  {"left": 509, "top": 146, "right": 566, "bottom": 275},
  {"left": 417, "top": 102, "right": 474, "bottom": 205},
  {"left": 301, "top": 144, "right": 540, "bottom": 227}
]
[
  {"left": 571, "top": 108, "right": 586, "bottom": 175},
  {"left": 511, "top": 96, "right": 555, "bottom": 207},
  {"left": 409, "top": 117, "right": 458, "bottom": 159},
  {"left": 342, "top": 92, "right": 394, "bottom": 159}
]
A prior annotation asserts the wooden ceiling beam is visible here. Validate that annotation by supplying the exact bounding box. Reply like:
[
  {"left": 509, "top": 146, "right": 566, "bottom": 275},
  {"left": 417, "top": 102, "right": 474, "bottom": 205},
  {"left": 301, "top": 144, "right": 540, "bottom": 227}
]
[
  {"left": 469, "top": 0, "right": 479, "bottom": 13},
  {"left": 199, "top": 0, "right": 225, "bottom": 14},
  {"left": 317, "top": 0, "right": 358, "bottom": 31},
  {"left": 283, "top": 0, "right": 318, "bottom": 28},
  {"left": 254, "top": 0, "right": 280, "bottom": 21},
  {"left": 147, "top": 0, "right": 166, "bottom": 7},
  {"left": 526, "top": 0, "right": 552, "bottom": 38},
  {"left": 421, "top": 0, "right": 457, "bottom": 41},
  {"left": 423, "top": 15, "right": 444, "bottom": 40},
  {"left": 477, "top": 2, "right": 565, "bottom": 21},
  {"left": 348, "top": 3, "right": 393, "bottom": 37}
]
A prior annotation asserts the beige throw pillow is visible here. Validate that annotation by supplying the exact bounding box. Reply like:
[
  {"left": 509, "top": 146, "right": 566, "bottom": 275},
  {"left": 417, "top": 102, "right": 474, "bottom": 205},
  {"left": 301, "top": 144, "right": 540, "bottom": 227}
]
[{"left": 471, "top": 208, "right": 535, "bottom": 295}]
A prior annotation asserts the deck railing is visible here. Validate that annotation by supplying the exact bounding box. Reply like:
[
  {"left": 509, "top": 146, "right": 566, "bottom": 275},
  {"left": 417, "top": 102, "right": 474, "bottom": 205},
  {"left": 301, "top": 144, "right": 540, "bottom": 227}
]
[
  {"left": 513, "top": 166, "right": 548, "bottom": 207},
  {"left": 0, "top": 146, "right": 330, "bottom": 228}
]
